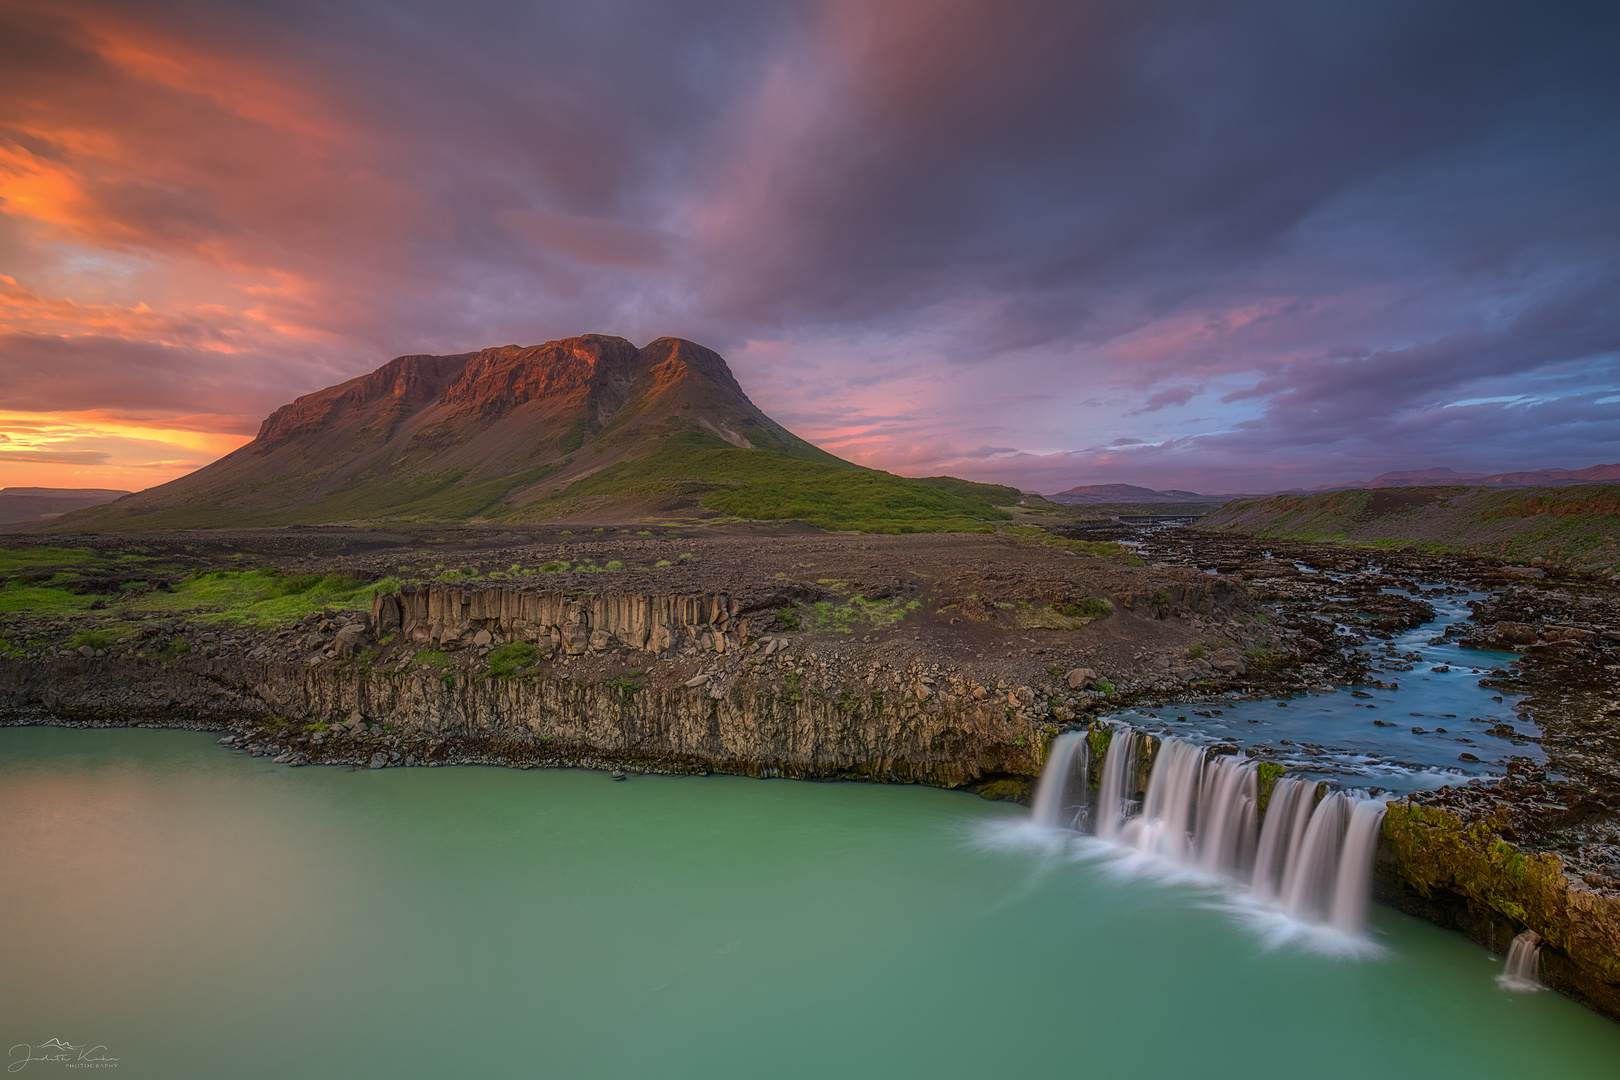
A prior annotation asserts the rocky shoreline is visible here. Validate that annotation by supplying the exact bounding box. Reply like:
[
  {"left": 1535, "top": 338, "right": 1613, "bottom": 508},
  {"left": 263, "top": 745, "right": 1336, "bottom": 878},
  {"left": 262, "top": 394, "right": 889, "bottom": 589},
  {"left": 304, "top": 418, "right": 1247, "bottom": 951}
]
[{"left": 3, "top": 525, "right": 1619, "bottom": 1019}]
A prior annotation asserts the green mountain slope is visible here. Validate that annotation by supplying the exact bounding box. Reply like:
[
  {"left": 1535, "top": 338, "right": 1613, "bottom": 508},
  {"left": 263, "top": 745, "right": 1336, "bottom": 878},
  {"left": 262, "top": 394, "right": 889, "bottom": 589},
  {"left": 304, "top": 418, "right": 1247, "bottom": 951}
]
[{"left": 1200, "top": 485, "right": 1620, "bottom": 570}]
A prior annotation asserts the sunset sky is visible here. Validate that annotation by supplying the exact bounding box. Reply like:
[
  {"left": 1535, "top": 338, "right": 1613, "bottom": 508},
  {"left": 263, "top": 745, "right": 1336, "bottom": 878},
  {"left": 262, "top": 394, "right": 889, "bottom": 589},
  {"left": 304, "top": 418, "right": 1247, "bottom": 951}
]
[{"left": 2, "top": 0, "right": 1617, "bottom": 495}]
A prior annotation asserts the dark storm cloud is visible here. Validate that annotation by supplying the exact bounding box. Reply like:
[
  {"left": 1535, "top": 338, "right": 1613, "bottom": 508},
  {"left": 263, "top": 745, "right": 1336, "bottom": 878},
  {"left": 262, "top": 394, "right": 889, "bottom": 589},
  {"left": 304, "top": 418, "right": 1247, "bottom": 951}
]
[{"left": 2, "top": 0, "right": 1617, "bottom": 490}]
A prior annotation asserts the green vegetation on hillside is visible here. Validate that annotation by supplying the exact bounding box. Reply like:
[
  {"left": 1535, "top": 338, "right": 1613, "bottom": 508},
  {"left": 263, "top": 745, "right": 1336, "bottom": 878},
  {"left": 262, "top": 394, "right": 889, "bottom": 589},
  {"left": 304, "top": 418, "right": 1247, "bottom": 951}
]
[
  {"left": 912, "top": 476, "right": 1022, "bottom": 509},
  {"left": 1200, "top": 484, "right": 1620, "bottom": 569},
  {"left": 512, "top": 432, "right": 1012, "bottom": 533}
]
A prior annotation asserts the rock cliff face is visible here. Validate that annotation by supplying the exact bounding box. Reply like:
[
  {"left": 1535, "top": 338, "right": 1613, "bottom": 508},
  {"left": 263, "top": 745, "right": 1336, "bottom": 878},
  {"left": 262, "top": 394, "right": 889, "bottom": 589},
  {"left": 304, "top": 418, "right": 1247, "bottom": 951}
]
[
  {"left": 384, "top": 582, "right": 764, "bottom": 657},
  {"left": 1376, "top": 798, "right": 1620, "bottom": 1018},
  {"left": 0, "top": 652, "right": 1045, "bottom": 790}
]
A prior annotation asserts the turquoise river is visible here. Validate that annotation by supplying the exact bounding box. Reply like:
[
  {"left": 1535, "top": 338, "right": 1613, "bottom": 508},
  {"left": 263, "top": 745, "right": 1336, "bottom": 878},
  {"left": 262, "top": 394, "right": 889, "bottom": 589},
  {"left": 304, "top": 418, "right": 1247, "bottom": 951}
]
[{"left": 3, "top": 726, "right": 1618, "bottom": 1078}]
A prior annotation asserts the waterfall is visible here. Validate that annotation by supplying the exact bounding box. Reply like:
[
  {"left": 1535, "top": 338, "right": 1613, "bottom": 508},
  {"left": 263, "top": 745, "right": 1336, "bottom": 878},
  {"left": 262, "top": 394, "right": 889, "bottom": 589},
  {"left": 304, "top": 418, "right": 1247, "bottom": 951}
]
[
  {"left": 1252, "top": 777, "right": 1304, "bottom": 903},
  {"left": 1329, "top": 799, "right": 1387, "bottom": 934},
  {"left": 1497, "top": 930, "right": 1544, "bottom": 991},
  {"left": 1029, "top": 722, "right": 1388, "bottom": 936},
  {"left": 1115, "top": 737, "right": 1259, "bottom": 882},
  {"left": 1282, "top": 791, "right": 1349, "bottom": 924},
  {"left": 1030, "top": 732, "right": 1090, "bottom": 829},
  {"left": 1127, "top": 738, "right": 1205, "bottom": 860},
  {"left": 1095, "top": 724, "right": 1138, "bottom": 841},
  {"left": 1197, "top": 755, "right": 1257, "bottom": 877}
]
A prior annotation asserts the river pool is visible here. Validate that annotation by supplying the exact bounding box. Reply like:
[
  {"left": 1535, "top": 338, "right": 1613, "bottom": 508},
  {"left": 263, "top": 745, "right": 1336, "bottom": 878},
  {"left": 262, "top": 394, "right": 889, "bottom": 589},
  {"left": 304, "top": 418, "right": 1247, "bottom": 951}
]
[{"left": 2, "top": 726, "right": 1616, "bottom": 1078}]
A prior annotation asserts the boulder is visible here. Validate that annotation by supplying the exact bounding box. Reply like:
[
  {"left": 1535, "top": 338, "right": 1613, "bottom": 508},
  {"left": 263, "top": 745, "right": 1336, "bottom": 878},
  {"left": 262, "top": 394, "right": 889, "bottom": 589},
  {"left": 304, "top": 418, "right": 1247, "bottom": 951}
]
[
  {"left": 1494, "top": 622, "right": 1540, "bottom": 646},
  {"left": 333, "top": 624, "right": 368, "bottom": 658},
  {"left": 1065, "top": 668, "right": 1098, "bottom": 691}
]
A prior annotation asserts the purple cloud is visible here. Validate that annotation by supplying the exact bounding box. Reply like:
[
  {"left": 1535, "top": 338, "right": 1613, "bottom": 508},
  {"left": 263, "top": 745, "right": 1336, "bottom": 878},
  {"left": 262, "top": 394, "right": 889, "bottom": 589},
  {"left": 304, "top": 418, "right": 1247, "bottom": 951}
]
[{"left": 1, "top": 0, "right": 1617, "bottom": 494}]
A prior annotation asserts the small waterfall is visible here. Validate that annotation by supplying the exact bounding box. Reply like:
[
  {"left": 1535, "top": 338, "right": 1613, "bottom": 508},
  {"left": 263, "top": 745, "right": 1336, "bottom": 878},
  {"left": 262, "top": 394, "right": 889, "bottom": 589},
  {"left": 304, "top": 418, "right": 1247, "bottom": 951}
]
[
  {"left": 1252, "top": 777, "right": 1304, "bottom": 903},
  {"left": 1329, "top": 799, "right": 1387, "bottom": 934},
  {"left": 1497, "top": 930, "right": 1544, "bottom": 991},
  {"left": 1127, "top": 738, "right": 1204, "bottom": 860},
  {"left": 1282, "top": 791, "right": 1349, "bottom": 924},
  {"left": 1028, "top": 722, "right": 1388, "bottom": 937},
  {"left": 1095, "top": 724, "right": 1138, "bottom": 841},
  {"left": 1115, "top": 737, "right": 1259, "bottom": 882},
  {"left": 1197, "top": 755, "right": 1257, "bottom": 877},
  {"left": 1030, "top": 732, "right": 1090, "bottom": 830}
]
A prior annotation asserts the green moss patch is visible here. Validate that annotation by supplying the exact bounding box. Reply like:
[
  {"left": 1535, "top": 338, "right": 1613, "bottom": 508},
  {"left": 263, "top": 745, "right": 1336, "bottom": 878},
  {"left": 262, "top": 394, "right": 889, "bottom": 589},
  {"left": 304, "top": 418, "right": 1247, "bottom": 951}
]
[
  {"left": 781, "top": 596, "right": 921, "bottom": 634},
  {"left": 129, "top": 569, "right": 392, "bottom": 625},
  {"left": 486, "top": 642, "right": 538, "bottom": 678}
]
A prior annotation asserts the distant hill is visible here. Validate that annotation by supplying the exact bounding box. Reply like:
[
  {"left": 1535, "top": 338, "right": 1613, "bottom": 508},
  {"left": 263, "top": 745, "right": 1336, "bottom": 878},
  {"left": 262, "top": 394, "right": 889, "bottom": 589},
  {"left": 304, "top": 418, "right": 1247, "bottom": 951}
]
[
  {"left": 1355, "top": 464, "right": 1620, "bottom": 488},
  {"left": 1200, "top": 484, "right": 1620, "bottom": 570},
  {"left": 53, "top": 335, "right": 1012, "bottom": 534},
  {"left": 1222, "top": 463, "right": 1620, "bottom": 496},
  {"left": 0, "top": 487, "right": 130, "bottom": 525},
  {"left": 1047, "top": 483, "right": 1213, "bottom": 505}
]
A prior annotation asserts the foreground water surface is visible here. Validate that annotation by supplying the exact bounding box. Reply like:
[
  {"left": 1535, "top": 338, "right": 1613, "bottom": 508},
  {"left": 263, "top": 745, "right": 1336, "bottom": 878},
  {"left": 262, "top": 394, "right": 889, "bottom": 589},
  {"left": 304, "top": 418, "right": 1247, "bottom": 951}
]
[{"left": 3, "top": 727, "right": 1616, "bottom": 1079}]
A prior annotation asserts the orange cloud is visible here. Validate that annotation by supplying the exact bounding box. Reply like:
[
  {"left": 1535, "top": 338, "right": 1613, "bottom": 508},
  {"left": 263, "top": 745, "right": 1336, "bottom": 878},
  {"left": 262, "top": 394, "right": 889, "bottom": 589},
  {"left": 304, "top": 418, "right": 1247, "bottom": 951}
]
[{"left": 0, "top": 410, "right": 251, "bottom": 491}]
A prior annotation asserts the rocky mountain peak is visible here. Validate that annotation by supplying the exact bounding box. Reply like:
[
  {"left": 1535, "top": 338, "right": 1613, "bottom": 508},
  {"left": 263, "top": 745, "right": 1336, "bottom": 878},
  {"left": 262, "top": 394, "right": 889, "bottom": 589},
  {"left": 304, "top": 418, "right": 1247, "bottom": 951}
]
[{"left": 439, "top": 334, "right": 642, "bottom": 420}]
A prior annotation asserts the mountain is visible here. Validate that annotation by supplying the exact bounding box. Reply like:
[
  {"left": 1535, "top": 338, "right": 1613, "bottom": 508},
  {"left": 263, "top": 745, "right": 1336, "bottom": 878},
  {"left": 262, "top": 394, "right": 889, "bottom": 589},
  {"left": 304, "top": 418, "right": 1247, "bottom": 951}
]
[
  {"left": 1046, "top": 483, "right": 1213, "bottom": 505},
  {"left": 0, "top": 487, "right": 130, "bottom": 525},
  {"left": 54, "top": 335, "right": 1016, "bottom": 533},
  {"left": 1357, "top": 464, "right": 1620, "bottom": 488}
]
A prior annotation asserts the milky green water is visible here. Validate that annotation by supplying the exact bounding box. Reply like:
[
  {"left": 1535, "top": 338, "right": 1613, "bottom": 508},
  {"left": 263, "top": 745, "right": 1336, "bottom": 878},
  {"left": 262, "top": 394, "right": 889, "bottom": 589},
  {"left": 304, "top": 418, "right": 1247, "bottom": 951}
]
[{"left": 3, "top": 727, "right": 1617, "bottom": 1079}]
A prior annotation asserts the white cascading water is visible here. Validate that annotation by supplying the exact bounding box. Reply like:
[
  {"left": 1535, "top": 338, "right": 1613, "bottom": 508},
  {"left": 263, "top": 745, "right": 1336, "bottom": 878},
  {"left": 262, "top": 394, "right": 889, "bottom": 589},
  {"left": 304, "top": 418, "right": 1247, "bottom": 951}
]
[
  {"left": 1329, "top": 798, "right": 1387, "bottom": 934},
  {"left": 1031, "top": 725, "right": 1388, "bottom": 936},
  {"left": 1094, "top": 724, "right": 1138, "bottom": 841},
  {"left": 1030, "top": 731, "right": 1090, "bottom": 830},
  {"left": 1197, "top": 754, "right": 1258, "bottom": 877},
  {"left": 1498, "top": 930, "right": 1545, "bottom": 991},
  {"left": 1123, "top": 738, "right": 1205, "bottom": 861},
  {"left": 1282, "top": 791, "right": 1350, "bottom": 924},
  {"left": 1251, "top": 777, "right": 1305, "bottom": 903}
]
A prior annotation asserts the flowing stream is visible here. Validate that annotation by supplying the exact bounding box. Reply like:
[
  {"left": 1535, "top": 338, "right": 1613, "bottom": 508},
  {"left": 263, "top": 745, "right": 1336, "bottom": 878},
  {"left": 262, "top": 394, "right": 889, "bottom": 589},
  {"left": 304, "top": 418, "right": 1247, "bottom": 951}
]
[
  {"left": 1104, "top": 587, "right": 1541, "bottom": 793},
  {"left": 4, "top": 726, "right": 1618, "bottom": 1079}
]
